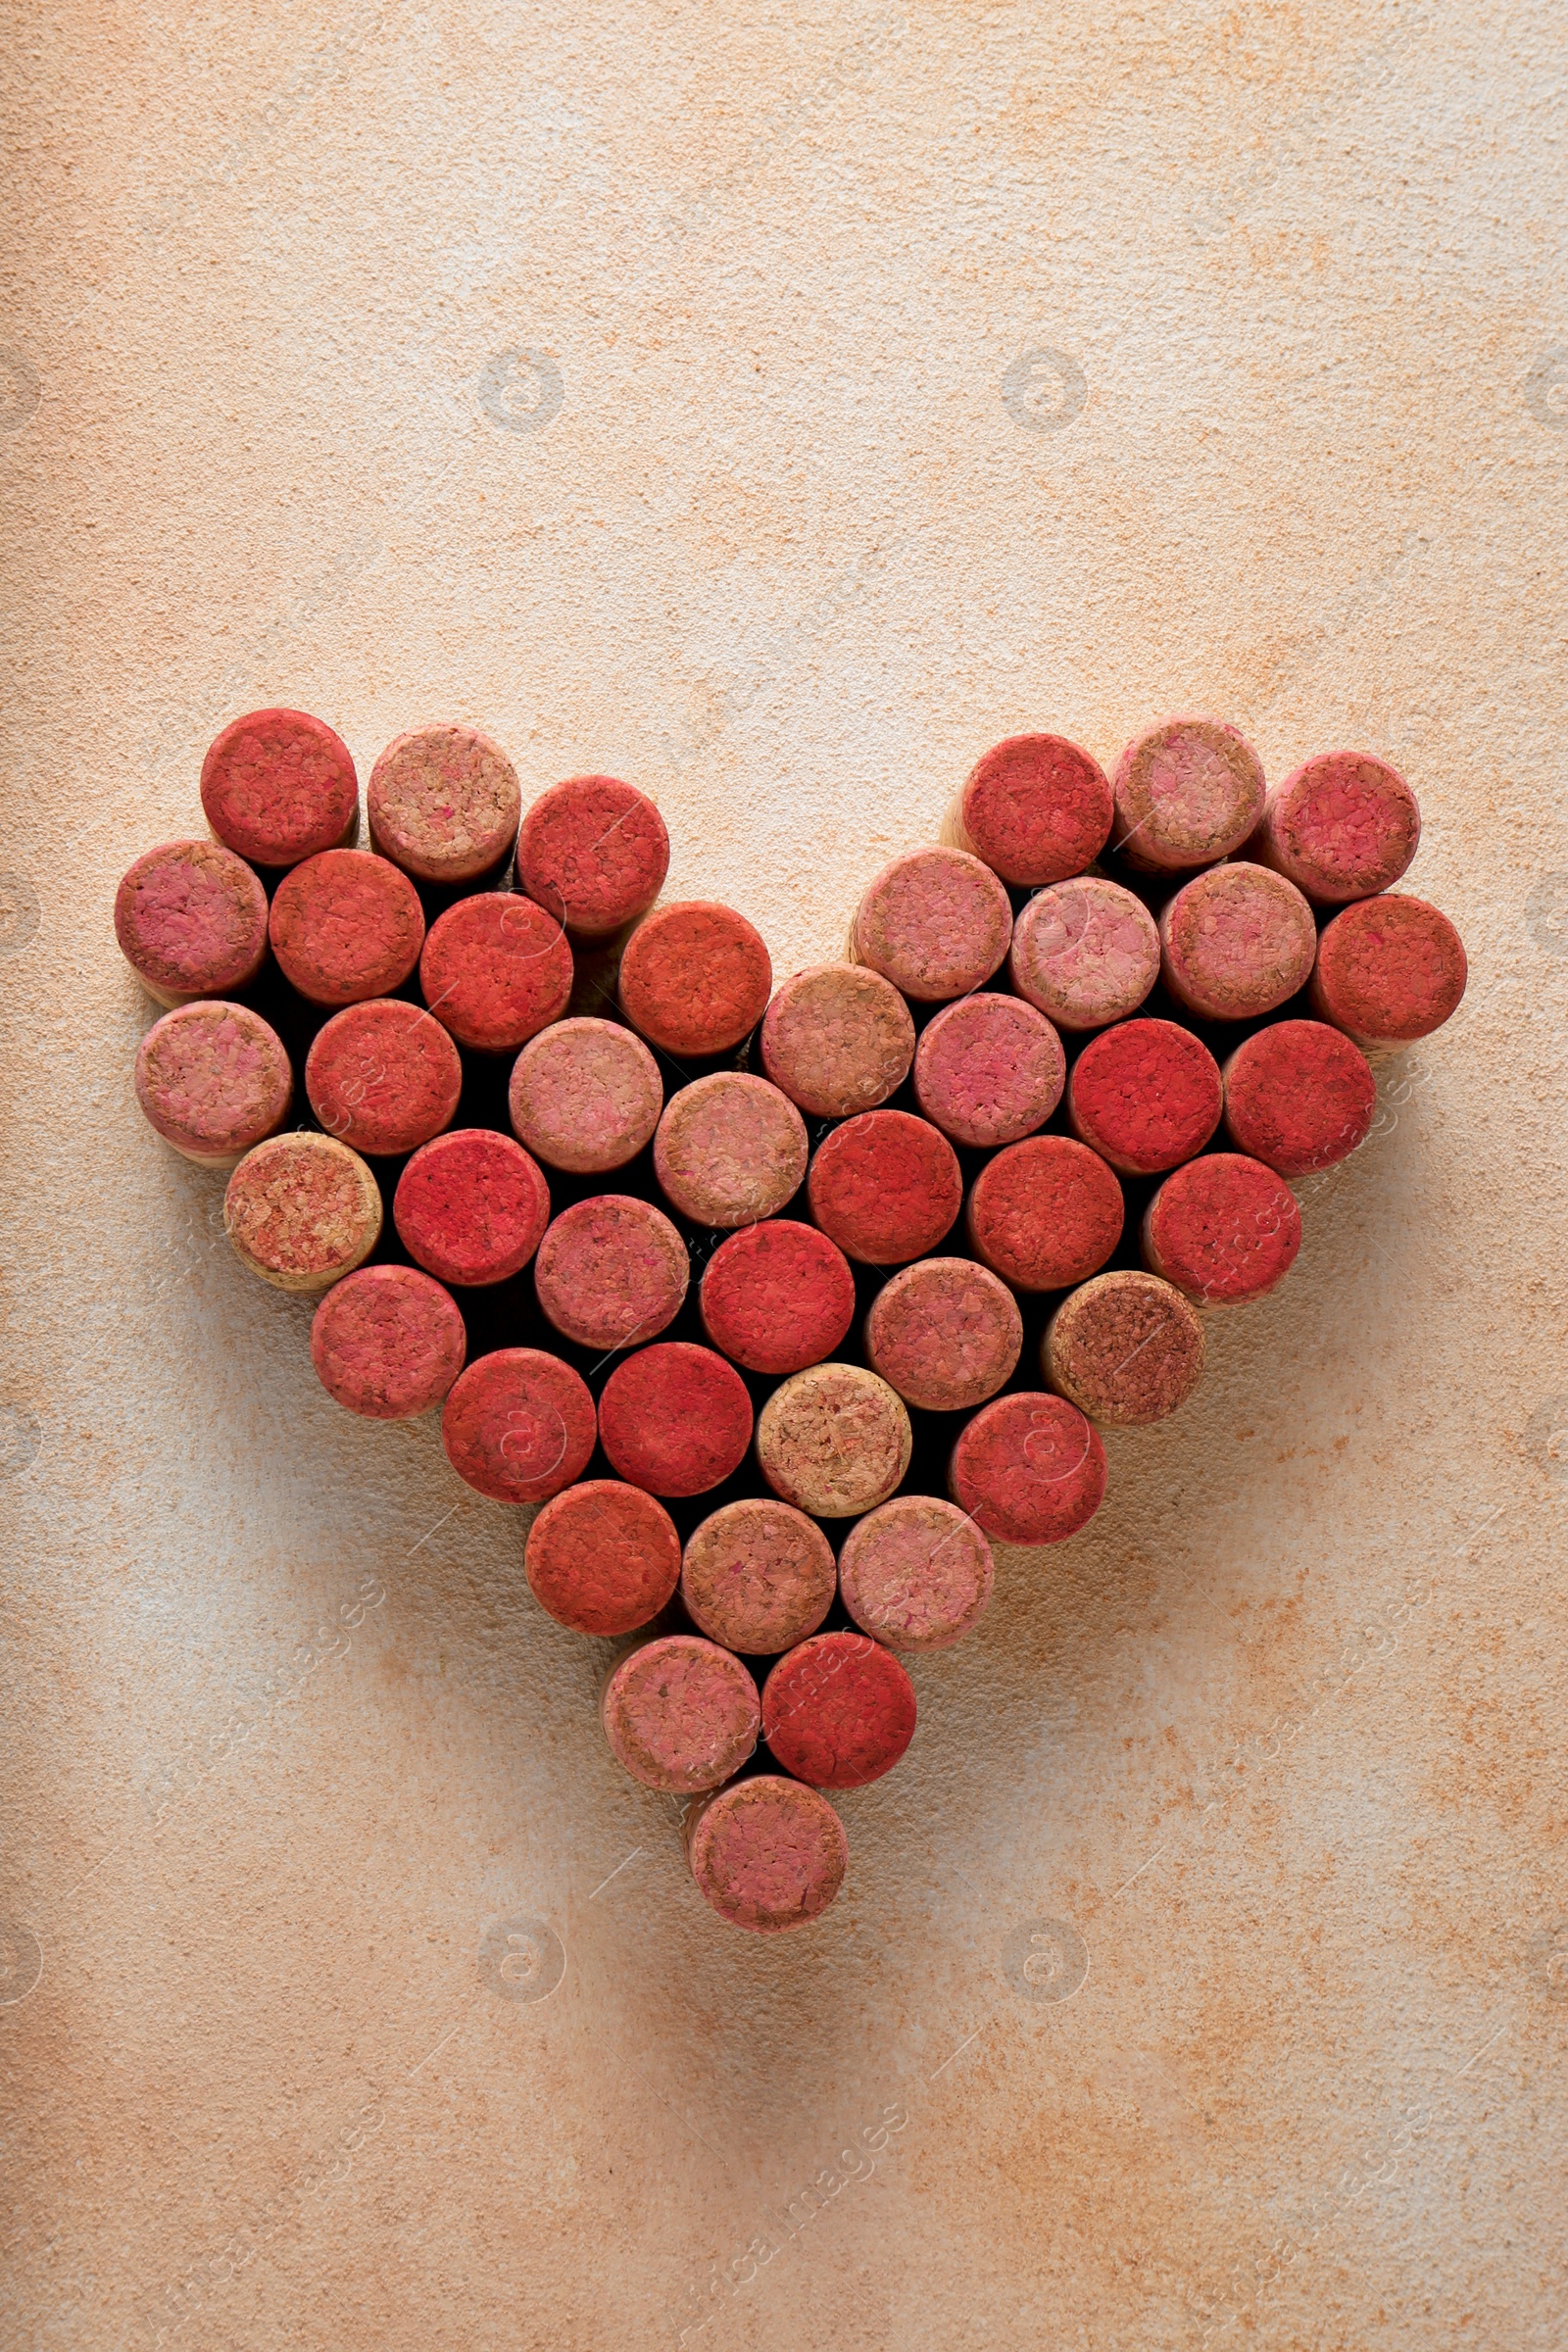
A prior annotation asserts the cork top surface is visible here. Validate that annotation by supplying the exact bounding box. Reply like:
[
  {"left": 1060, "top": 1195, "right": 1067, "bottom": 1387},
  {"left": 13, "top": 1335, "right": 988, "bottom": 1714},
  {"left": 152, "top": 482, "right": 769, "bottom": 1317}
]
[
  {"left": 854, "top": 845, "right": 1012, "bottom": 1002},
  {"left": 268, "top": 849, "right": 425, "bottom": 1005},
  {"left": 515, "top": 775, "right": 670, "bottom": 937},
  {"left": 863, "top": 1257, "right": 1023, "bottom": 1413},
  {"left": 115, "top": 839, "right": 269, "bottom": 1002},
  {"left": 680, "top": 1497, "right": 838, "bottom": 1655},
  {"left": 134, "top": 1000, "right": 291, "bottom": 1163},
  {"left": 1009, "top": 875, "right": 1162, "bottom": 1032},
  {"left": 199, "top": 707, "right": 359, "bottom": 867},
  {"left": 756, "top": 1362, "right": 913, "bottom": 1519},
  {"left": 367, "top": 722, "right": 521, "bottom": 883},
  {"left": 533, "top": 1194, "right": 689, "bottom": 1353},
  {"left": 222, "top": 1132, "right": 383, "bottom": 1293},
  {"left": 441, "top": 1348, "right": 597, "bottom": 1507},
  {"left": 617, "top": 900, "right": 772, "bottom": 1055},
  {"left": 524, "top": 1479, "right": 682, "bottom": 1636},
  {"left": 653, "top": 1071, "right": 808, "bottom": 1228},
  {"left": 304, "top": 998, "right": 464, "bottom": 1158},
  {"left": 1311, "top": 893, "right": 1469, "bottom": 1044},
  {"left": 418, "top": 891, "right": 574, "bottom": 1053},
  {"left": 959, "top": 732, "right": 1115, "bottom": 887},
  {"left": 838, "top": 1495, "right": 996, "bottom": 1652},
  {"left": 601, "top": 1637, "right": 761, "bottom": 1792},
  {"left": 1258, "top": 750, "right": 1421, "bottom": 904},
  {"left": 698, "top": 1219, "right": 857, "bottom": 1376},
  {"left": 1046, "top": 1271, "right": 1207, "bottom": 1427},
  {"left": 508, "top": 1017, "right": 663, "bottom": 1174},
  {"left": 760, "top": 961, "right": 916, "bottom": 1119},
  {"left": 1111, "top": 714, "right": 1266, "bottom": 871},
  {"left": 1159, "top": 860, "right": 1318, "bottom": 1022},
  {"left": 685, "top": 1777, "right": 848, "bottom": 1934},
  {"left": 309, "top": 1265, "right": 467, "bottom": 1421},
  {"left": 1221, "top": 1019, "right": 1377, "bottom": 1176}
]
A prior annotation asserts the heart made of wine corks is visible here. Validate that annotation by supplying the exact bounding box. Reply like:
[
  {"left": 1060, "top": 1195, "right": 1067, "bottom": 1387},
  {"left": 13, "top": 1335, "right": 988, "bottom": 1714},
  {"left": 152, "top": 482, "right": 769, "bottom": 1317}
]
[{"left": 117, "top": 711, "right": 1468, "bottom": 1935}]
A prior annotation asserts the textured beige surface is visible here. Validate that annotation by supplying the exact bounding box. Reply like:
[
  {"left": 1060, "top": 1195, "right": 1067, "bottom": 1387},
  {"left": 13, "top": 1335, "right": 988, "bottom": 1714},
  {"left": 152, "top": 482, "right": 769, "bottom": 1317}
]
[{"left": 3, "top": 4, "right": 1567, "bottom": 2346}]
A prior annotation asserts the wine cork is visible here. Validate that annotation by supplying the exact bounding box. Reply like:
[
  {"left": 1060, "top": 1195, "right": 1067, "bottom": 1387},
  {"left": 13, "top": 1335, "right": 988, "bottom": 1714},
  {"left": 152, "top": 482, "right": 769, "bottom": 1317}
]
[
  {"left": 948, "top": 1392, "right": 1107, "bottom": 1545},
  {"left": 515, "top": 775, "right": 670, "bottom": 938},
  {"left": 699, "top": 1220, "right": 856, "bottom": 1376},
  {"left": 853, "top": 847, "right": 1012, "bottom": 1003},
  {"left": 654, "top": 1073, "right": 808, "bottom": 1228},
  {"left": 200, "top": 708, "right": 359, "bottom": 868},
  {"left": 532, "top": 1196, "right": 688, "bottom": 1352},
  {"left": 1111, "top": 714, "right": 1266, "bottom": 872},
  {"left": 417, "top": 891, "right": 573, "bottom": 1054},
  {"left": 1221, "top": 1018, "right": 1376, "bottom": 1176},
  {"left": 1249, "top": 750, "right": 1420, "bottom": 905},
  {"left": 1159, "top": 862, "right": 1317, "bottom": 1022},
  {"left": 508, "top": 1016, "right": 663, "bottom": 1175},
  {"left": 223, "top": 1132, "right": 382, "bottom": 1293},
  {"left": 685, "top": 1775, "right": 848, "bottom": 1934},
  {"left": 1009, "top": 876, "right": 1161, "bottom": 1033},
  {"left": 524, "top": 1479, "right": 681, "bottom": 1634},
  {"left": 367, "top": 723, "right": 521, "bottom": 884},
  {"left": 1143, "top": 1152, "right": 1302, "bottom": 1304},
  {"left": 965, "top": 1135, "right": 1125, "bottom": 1293},
  {"left": 598, "top": 1342, "right": 755, "bottom": 1497},
  {"left": 115, "top": 840, "right": 270, "bottom": 1007},
  {"left": 760, "top": 963, "right": 916, "bottom": 1119},
  {"left": 1045, "top": 1270, "right": 1205, "bottom": 1425},
  {"left": 268, "top": 849, "right": 424, "bottom": 1006},
  {"left": 1067, "top": 1018, "right": 1223, "bottom": 1177},
  {"left": 134, "top": 1002, "right": 291, "bottom": 1168},
  {"left": 1309, "top": 894, "right": 1467, "bottom": 1046},
  {"left": 309, "top": 1264, "right": 466, "bottom": 1420},
  {"left": 601, "top": 1637, "right": 761, "bottom": 1792},
  {"left": 440, "top": 1347, "right": 597, "bottom": 1504},
  {"left": 680, "top": 1498, "right": 838, "bottom": 1654},
  {"left": 954, "top": 733, "right": 1115, "bottom": 886},
  {"left": 393, "top": 1129, "right": 551, "bottom": 1288},
  {"left": 756, "top": 1363, "right": 912, "bottom": 1519},
  {"left": 912, "top": 993, "right": 1065, "bottom": 1148},
  {"left": 305, "top": 1000, "right": 464, "bottom": 1158},
  {"left": 617, "top": 903, "right": 772, "bottom": 1057},
  {"left": 760, "top": 1632, "right": 916, "bottom": 1788},
  {"left": 863, "top": 1258, "right": 1022, "bottom": 1413},
  {"left": 838, "top": 1495, "right": 995, "bottom": 1651},
  {"left": 806, "top": 1109, "right": 962, "bottom": 1266}
]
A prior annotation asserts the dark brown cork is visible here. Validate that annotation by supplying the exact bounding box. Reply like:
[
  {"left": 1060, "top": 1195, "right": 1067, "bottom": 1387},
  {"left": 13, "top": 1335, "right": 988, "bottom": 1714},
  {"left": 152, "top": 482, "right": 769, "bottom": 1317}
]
[{"left": 1045, "top": 1270, "right": 1206, "bottom": 1425}]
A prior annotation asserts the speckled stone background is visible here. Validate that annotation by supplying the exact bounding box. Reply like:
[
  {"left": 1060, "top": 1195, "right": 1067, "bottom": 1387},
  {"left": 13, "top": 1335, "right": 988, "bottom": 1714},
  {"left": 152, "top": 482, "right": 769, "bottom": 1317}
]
[{"left": 3, "top": 5, "right": 1566, "bottom": 2347}]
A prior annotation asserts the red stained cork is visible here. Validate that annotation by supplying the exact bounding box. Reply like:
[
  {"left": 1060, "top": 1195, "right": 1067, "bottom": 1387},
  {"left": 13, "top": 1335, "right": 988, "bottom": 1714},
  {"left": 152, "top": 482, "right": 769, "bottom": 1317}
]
[
  {"left": 533, "top": 1196, "right": 688, "bottom": 1352},
  {"left": 807, "top": 1109, "right": 962, "bottom": 1266},
  {"left": 1310, "top": 893, "right": 1467, "bottom": 1046},
  {"left": 524, "top": 1479, "right": 681, "bottom": 1634},
  {"left": 1045, "top": 1270, "right": 1206, "bottom": 1426},
  {"left": 864, "top": 1258, "right": 1022, "bottom": 1413},
  {"left": 680, "top": 1498, "right": 838, "bottom": 1653},
  {"left": 1250, "top": 750, "right": 1420, "bottom": 905},
  {"left": 699, "top": 1220, "right": 856, "bottom": 1376},
  {"left": 516, "top": 775, "right": 670, "bottom": 938},
  {"left": 1222, "top": 1019, "right": 1376, "bottom": 1176},
  {"left": 393, "top": 1129, "right": 551, "bottom": 1288},
  {"left": 224, "top": 1132, "right": 382, "bottom": 1293},
  {"left": 200, "top": 709, "right": 359, "bottom": 868},
  {"left": 441, "top": 1347, "right": 597, "bottom": 1505},
  {"left": 1068, "top": 1018, "right": 1223, "bottom": 1177},
  {"left": 1010, "top": 876, "right": 1161, "bottom": 1033},
  {"left": 654, "top": 1073, "right": 808, "bottom": 1228},
  {"left": 601, "top": 1637, "right": 761, "bottom": 1792},
  {"left": 599, "top": 1343, "right": 755, "bottom": 1497},
  {"left": 854, "top": 847, "right": 1012, "bottom": 1003},
  {"left": 760, "top": 963, "right": 915, "bottom": 1119},
  {"left": 949, "top": 1392, "right": 1106, "bottom": 1545},
  {"left": 913, "top": 993, "right": 1065, "bottom": 1149},
  {"left": 367, "top": 723, "right": 521, "bottom": 885},
  {"left": 134, "top": 1002, "right": 291, "bottom": 1168},
  {"left": 1112, "top": 714, "right": 1266, "bottom": 872},
  {"left": 309, "top": 1265, "right": 466, "bottom": 1420},
  {"left": 1143, "top": 1152, "right": 1302, "bottom": 1304},
  {"left": 1159, "top": 862, "right": 1317, "bottom": 1022},
  {"left": 417, "top": 891, "right": 572, "bottom": 1054},
  {"left": 509, "top": 1016, "right": 663, "bottom": 1175},
  {"left": 115, "top": 840, "right": 270, "bottom": 1007},
  {"left": 761, "top": 1632, "right": 916, "bottom": 1789},
  {"left": 305, "top": 1000, "right": 464, "bottom": 1158},
  {"left": 685, "top": 1774, "right": 848, "bottom": 1934},
  {"left": 966, "top": 1135, "right": 1125, "bottom": 1294},
  {"left": 956, "top": 732, "right": 1115, "bottom": 886},
  {"left": 757, "top": 1363, "right": 912, "bottom": 1519},
  {"left": 268, "top": 850, "right": 424, "bottom": 1006},
  {"left": 838, "top": 1495, "right": 995, "bottom": 1651},
  {"left": 617, "top": 902, "right": 772, "bottom": 1057}
]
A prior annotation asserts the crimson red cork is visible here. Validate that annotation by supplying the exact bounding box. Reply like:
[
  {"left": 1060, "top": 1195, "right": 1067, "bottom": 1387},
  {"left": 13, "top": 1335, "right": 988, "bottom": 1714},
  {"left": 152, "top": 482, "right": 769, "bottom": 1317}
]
[
  {"left": 685, "top": 1775, "right": 848, "bottom": 1934},
  {"left": 601, "top": 1637, "right": 760, "bottom": 1793},
  {"left": 966, "top": 1135, "right": 1125, "bottom": 1293},
  {"left": 955, "top": 733, "right": 1115, "bottom": 887},
  {"left": 838, "top": 1495, "right": 995, "bottom": 1652},
  {"left": 310, "top": 1265, "right": 467, "bottom": 1420},
  {"left": 1068, "top": 1018, "right": 1223, "bottom": 1177},
  {"left": 115, "top": 840, "right": 270, "bottom": 1007},
  {"left": 223, "top": 1133, "right": 382, "bottom": 1294},
  {"left": 1221, "top": 1018, "right": 1376, "bottom": 1176},
  {"left": 200, "top": 709, "right": 360, "bottom": 868},
  {"left": 305, "top": 1000, "right": 463, "bottom": 1158},
  {"left": 269, "top": 850, "right": 424, "bottom": 1006},
  {"left": 599, "top": 1342, "right": 755, "bottom": 1498},
  {"left": 1310, "top": 894, "right": 1467, "bottom": 1046},
  {"left": 617, "top": 902, "right": 772, "bottom": 1057},
  {"left": 807, "top": 1109, "right": 962, "bottom": 1266},
  {"left": 1143, "top": 1153, "right": 1302, "bottom": 1305},
  {"left": 533, "top": 1196, "right": 688, "bottom": 1352},
  {"left": 441, "top": 1347, "right": 596, "bottom": 1504},
  {"left": 1111, "top": 714, "right": 1266, "bottom": 873},
  {"left": 854, "top": 847, "right": 1012, "bottom": 1003},
  {"left": 1010, "top": 876, "right": 1161, "bottom": 1033},
  {"left": 756, "top": 1364, "right": 912, "bottom": 1519},
  {"left": 509, "top": 1017, "right": 662, "bottom": 1175},
  {"left": 516, "top": 775, "right": 670, "bottom": 939},
  {"left": 760, "top": 963, "right": 915, "bottom": 1120},
  {"left": 699, "top": 1220, "right": 856, "bottom": 1376},
  {"left": 1249, "top": 750, "right": 1420, "bottom": 905},
  {"left": 654, "top": 1073, "right": 807, "bottom": 1228},
  {"left": 1045, "top": 1270, "right": 1205, "bottom": 1426},
  {"left": 393, "top": 1129, "right": 551, "bottom": 1288},
  {"left": 367, "top": 723, "right": 521, "bottom": 885},
  {"left": 680, "top": 1498, "right": 838, "bottom": 1654},
  {"left": 761, "top": 1632, "right": 916, "bottom": 1789},
  {"left": 1159, "top": 862, "right": 1317, "bottom": 1022},
  {"left": 417, "top": 892, "right": 572, "bottom": 1054},
  {"left": 524, "top": 1480, "right": 681, "bottom": 1635},
  {"left": 913, "top": 994, "right": 1065, "bottom": 1150},
  {"left": 949, "top": 1392, "right": 1106, "bottom": 1545},
  {"left": 134, "top": 1002, "right": 291, "bottom": 1168},
  {"left": 863, "top": 1257, "right": 1022, "bottom": 1413}
]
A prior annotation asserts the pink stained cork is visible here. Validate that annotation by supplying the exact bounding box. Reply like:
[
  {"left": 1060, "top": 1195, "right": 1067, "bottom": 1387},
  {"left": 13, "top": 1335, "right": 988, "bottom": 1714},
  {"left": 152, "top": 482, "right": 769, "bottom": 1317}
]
[
  {"left": 1249, "top": 750, "right": 1420, "bottom": 906},
  {"left": 1067, "top": 1018, "right": 1223, "bottom": 1177},
  {"left": 440, "top": 1348, "right": 597, "bottom": 1505},
  {"left": 654, "top": 1073, "right": 808, "bottom": 1228},
  {"left": 1159, "top": 862, "right": 1318, "bottom": 1022},
  {"left": 1221, "top": 1019, "right": 1377, "bottom": 1176},
  {"left": 200, "top": 708, "right": 360, "bottom": 868},
  {"left": 760, "top": 964, "right": 916, "bottom": 1120},
  {"left": 1143, "top": 1152, "right": 1302, "bottom": 1305},
  {"left": 524, "top": 1480, "right": 682, "bottom": 1635},
  {"left": 516, "top": 775, "right": 670, "bottom": 939},
  {"left": 601, "top": 1637, "right": 761, "bottom": 1793},
  {"left": 1009, "top": 876, "right": 1162, "bottom": 1033},
  {"left": 508, "top": 1017, "right": 663, "bottom": 1175},
  {"left": 948, "top": 1392, "right": 1106, "bottom": 1545},
  {"left": 115, "top": 840, "right": 270, "bottom": 1007},
  {"left": 966, "top": 1134, "right": 1125, "bottom": 1294},
  {"left": 532, "top": 1196, "right": 688, "bottom": 1353},
  {"left": 1111, "top": 714, "right": 1267, "bottom": 873},
  {"left": 305, "top": 1000, "right": 464, "bottom": 1158},
  {"left": 617, "top": 903, "right": 772, "bottom": 1057},
  {"left": 685, "top": 1775, "right": 848, "bottom": 1934},
  {"left": 367, "top": 723, "right": 521, "bottom": 885},
  {"left": 393, "top": 1129, "right": 551, "bottom": 1288},
  {"left": 1045, "top": 1271, "right": 1205, "bottom": 1426},
  {"left": 760, "top": 1632, "right": 916, "bottom": 1789},
  {"left": 417, "top": 892, "right": 573, "bottom": 1054},
  {"left": 268, "top": 850, "right": 424, "bottom": 1006},
  {"left": 134, "top": 1002, "right": 292, "bottom": 1168},
  {"left": 854, "top": 846, "right": 1012, "bottom": 1003},
  {"left": 756, "top": 1363, "right": 912, "bottom": 1519},
  {"left": 309, "top": 1264, "right": 467, "bottom": 1420},
  {"left": 863, "top": 1258, "right": 1022, "bottom": 1413},
  {"left": 807, "top": 1109, "right": 962, "bottom": 1267},
  {"left": 955, "top": 733, "right": 1115, "bottom": 887},
  {"left": 598, "top": 1343, "right": 756, "bottom": 1498},
  {"left": 912, "top": 994, "right": 1065, "bottom": 1149},
  {"left": 838, "top": 1496, "right": 995, "bottom": 1652},
  {"left": 1310, "top": 894, "right": 1467, "bottom": 1046},
  {"left": 680, "top": 1498, "right": 838, "bottom": 1654},
  {"left": 223, "top": 1133, "right": 382, "bottom": 1294},
  {"left": 699, "top": 1220, "right": 857, "bottom": 1377}
]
